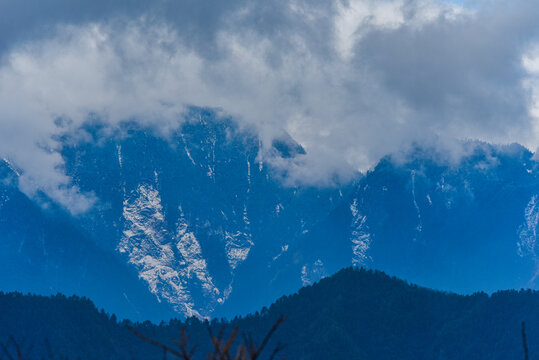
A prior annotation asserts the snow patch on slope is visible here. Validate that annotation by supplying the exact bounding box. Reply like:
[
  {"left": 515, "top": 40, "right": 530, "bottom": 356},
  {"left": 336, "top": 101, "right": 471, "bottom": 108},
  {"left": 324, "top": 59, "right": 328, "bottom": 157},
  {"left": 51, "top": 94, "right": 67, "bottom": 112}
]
[
  {"left": 518, "top": 195, "right": 538, "bottom": 258},
  {"left": 0, "top": 191, "right": 9, "bottom": 207},
  {"left": 246, "top": 160, "right": 251, "bottom": 188},
  {"left": 225, "top": 203, "right": 254, "bottom": 270},
  {"left": 118, "top": 184, "right": 200, "bottom": 317},
  {"left": 411, "top": 170, "right": 423, "bottom": 236},
  {"left": 225, "top": 231, "right": 253, "bottom": 270},
  {"left": 272, "top": 244, "right": 289, "bottom": 261},
  {"left": 119, "top": 184, "right": 224, "bottom": 318},
  {"left": 350, "top": 198, "right": 372, "bottom": 266},
  {"left": 175, "top": 207, "right": 222, "bottom": 302},
  {"left": 518, "top": 195, "right": 539, "bottom": 284},
  {"left": 181, "top": 134, "right": 196, "bottom": 166},
  {"left": 301, "top": 259, "right": 327, "bottom": 286},
  {"left": 117, "top": 145, "right": 123, "bottom": 168},
  {"left": 2, "top": 158, "right": 21, "bottom": 177}
]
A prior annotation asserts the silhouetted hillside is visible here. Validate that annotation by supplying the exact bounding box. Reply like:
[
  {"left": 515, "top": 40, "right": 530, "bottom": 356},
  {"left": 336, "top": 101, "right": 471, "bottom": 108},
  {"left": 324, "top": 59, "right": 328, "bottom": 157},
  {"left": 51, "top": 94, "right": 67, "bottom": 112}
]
[{"left": 1, "top": 267, "right": 537, "bottom": 359}]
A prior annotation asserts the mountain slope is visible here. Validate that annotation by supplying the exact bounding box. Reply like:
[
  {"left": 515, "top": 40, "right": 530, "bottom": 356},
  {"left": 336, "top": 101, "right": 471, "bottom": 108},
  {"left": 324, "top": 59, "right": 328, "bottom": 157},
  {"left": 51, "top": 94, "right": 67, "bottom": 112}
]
[
  {"left": 297, "top": 143, "right": 539, "bottom": 294},
  {"left": 0, "top": 161, "right": 176, "bottom": 320},
  {"left": 1, "top": 109, "right": 348, "bottom": 319}
]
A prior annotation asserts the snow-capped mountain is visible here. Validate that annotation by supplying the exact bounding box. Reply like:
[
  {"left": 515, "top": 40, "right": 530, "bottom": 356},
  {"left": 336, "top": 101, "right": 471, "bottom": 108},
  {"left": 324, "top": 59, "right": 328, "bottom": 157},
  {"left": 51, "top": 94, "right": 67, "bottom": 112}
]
[{"left": 1, "top": 109, "right": 538, "bottom": 320}]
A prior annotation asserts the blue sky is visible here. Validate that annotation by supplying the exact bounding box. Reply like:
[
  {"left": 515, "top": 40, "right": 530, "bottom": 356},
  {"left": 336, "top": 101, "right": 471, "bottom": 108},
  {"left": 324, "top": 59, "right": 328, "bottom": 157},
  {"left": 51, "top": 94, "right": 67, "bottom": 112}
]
[{"left": 0, "top": 0, "right": 538, "bottom": 212}]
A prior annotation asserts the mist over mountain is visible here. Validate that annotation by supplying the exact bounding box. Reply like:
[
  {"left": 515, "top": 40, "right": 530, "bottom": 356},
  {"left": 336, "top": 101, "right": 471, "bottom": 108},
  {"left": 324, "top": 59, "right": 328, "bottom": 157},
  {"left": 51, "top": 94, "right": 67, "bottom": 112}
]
[
  {"left": 2, "top": 0, "right": 539, "bottom": 213},
  {"left": 1, "top": 110, "right": 537, "bottom": 320}
]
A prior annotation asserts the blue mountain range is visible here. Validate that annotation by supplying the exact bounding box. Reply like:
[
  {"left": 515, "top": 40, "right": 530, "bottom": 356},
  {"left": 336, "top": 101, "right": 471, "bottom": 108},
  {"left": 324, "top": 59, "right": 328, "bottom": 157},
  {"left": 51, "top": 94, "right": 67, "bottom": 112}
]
[{"left": 1, "top": 109, "right": 537, "bottom": 321}]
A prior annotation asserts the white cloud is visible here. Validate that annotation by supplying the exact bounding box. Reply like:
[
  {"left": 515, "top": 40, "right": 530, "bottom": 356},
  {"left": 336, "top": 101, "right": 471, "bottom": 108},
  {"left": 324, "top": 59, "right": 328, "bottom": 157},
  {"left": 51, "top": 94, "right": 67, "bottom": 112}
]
[
  {"left": 0, "top": 0, "right": 538, "bottom": 212},
  {"left": 522, "top": 44, "right": 539, "bottom": 152}
]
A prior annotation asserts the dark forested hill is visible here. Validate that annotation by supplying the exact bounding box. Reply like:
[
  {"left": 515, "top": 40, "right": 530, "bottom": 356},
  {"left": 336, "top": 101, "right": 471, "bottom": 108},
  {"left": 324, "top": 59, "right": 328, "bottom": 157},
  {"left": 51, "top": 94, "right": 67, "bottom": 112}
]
[{"left": 1, "top": 267, "right": 537, "bottom": 359}]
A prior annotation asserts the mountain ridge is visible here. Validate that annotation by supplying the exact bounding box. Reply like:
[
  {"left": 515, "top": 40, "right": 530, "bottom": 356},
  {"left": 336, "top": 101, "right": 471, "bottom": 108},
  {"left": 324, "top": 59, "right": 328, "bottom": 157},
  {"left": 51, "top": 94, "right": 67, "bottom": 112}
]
[
  {"left": 0, "top": 109, "right": 538, "bottom": 320},
  {"left": 1, "top": 267, "right": 538, "bottom": 359}
]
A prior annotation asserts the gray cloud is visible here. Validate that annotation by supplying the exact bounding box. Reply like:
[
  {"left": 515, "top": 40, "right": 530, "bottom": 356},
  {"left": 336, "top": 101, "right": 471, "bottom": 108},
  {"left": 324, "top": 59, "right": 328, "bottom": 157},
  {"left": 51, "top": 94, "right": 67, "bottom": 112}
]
[
  {"left": 0, "top": 0, "right": 538, "bottom": 212},
  {"left": 357, "top": 0, "right": 539, "bottom": 140},
  {"left": 0, "top": 0, "right": 336, "bottom": 59}
]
